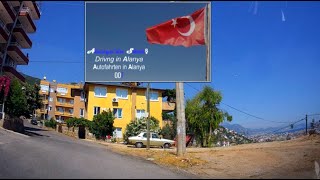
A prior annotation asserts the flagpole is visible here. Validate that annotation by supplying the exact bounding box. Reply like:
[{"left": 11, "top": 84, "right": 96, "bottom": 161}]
[{"left": 205, "top": 3, "right": 211, "bottom": 82}]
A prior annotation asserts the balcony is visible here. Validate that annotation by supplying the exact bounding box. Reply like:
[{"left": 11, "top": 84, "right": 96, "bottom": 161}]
[
  {"left": 1, "top": 65, "right": 25, "bottom": 82},
  {"left": 7, "top": 42, "right": 29, "bottom": 65},
  {"left": 42, "top": 99, "right": 48, "bottom": 104},
  {"left": 0, "top": 19, "right": 9, "bottom": 43},
  {"left": 0, "top": 1, "right": 16, "bottom": 24},
  {"left": 56, "top": 93, "right": 73, "bottom": 98},
  {"left": 40, "top": 108, "right": 48, "bottom": 114},
  {"left": 13, "top": 24, "right": 32, "bottom": 48},
  {"left": 55, "top": 111, "right": 73, "bottom": 117},
  {"left": 18, "top": 7, "right": 36, "bottom": 33},
  {"left": 23, "top": 1, "right": 41, "bottom": 20},
  {"left": 56, "top": 102, "right": 74, "bottom": 108},
  {"left": 162, "top": 102, "right": 176, "bottom": 112}
]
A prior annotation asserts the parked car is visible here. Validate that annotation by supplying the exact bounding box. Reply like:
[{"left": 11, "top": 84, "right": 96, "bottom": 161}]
[
  {"left": 128, "top": 132, "right": 174, "bottom": 148},
  {"left": 30, "top": 118, "right": 38, "bottom": 125}
]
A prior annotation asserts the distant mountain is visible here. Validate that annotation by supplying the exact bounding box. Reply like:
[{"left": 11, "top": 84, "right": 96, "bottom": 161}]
[
  {"left": 21, "top": 73, "right": 41, "bottom": 85},
  {"left": 220, "top": 122, "right": 250, "bottom": 135},
  {"left": 221, "top": 121, "right": 312, "bottom": 137}
]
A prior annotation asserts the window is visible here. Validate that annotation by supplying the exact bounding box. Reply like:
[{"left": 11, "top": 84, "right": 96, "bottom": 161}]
[
  {"left": 152, "top": 133, "right": 159, "bottom": 139},
  {"left": 69, "top": 100, "right": 74, "bottom": 104},
  {"left": 116, "top": 88, "right": 128, "bottom": 99},
  {"left": 150, "top": 92, "right": 159, "bottom": 101},
  {"left": 49, "top": 97, "right": 53, "bottom": 102},
  {"left": 80, "top": 92, "right": 85, "bottom": 101},
  {"left": 48, "top": 106, "right": 52, "bottom": 111},
  {"left": 40, "top": 85, "right": 49, "bottom": 92},
  {"left": 113, "top": 108, "right": 122, "bottom": 118},
  {"left": 145, "top": 91, "right": 159, "bottom": 101},
  {"left": 57, "top": 107, "right": 64, "bottom": 113},
  {"left": 57, "top": 87, "right": 68, "bottom": 95},
  {"left": 94, "top": 86, "right": 107, "bottom": 97},
  {"left": 80, "top": 108, "right": 84, "bottom": 117},
  {"left": 143, "top": 133, "right": 147, "bottom": 138},
  {"left": 136, "top": 109, "right": 146, "bottom": 119},
  {"left": 94, "top": 106, "right": 100, "bottom": 115},
  {"left": 69, "top": 109, "right": 73, "bottom": 114},
  {"left": 57, "top": 98, "right": 66, "bottom": 104},
  {"left": 50, "top": 88, "right": 54, "bottom": 93}
]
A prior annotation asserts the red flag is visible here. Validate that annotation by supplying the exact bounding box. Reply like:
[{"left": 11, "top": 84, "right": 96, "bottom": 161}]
[{"left": 146, "top": 7, "right": 206, "bottom": 47}]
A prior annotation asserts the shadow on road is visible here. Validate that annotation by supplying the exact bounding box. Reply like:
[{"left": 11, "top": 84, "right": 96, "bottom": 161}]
[
  {"left": 24, "top": 126, "right": 50, "bottom": 137},
  {"left": 24, "top": 126, "right": 48, "bottom": 132},
  {"left": 24, "top": 130, "right": 50, "bottom": 137}
]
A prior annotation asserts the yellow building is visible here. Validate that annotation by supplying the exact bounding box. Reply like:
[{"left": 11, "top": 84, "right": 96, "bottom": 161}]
[
  {"left": 37, "top": 78, "right": 85, "bottom": 121},
  {"left": 84, "top": 82, "right": 166, "bottom": 139}
]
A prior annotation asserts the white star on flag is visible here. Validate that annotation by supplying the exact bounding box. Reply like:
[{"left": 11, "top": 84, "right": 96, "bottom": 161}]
[{"left": 171, "top": 18, "right": 177, "bottom": 28}]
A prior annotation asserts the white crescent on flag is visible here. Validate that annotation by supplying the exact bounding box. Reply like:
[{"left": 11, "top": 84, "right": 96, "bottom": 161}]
[{"left": 177, "top": 16, "right": 195, "bottom": 37}]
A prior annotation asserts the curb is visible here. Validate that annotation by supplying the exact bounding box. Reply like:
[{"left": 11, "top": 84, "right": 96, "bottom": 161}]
[{"left": 0, "top": 127, "right": 29, "bottom": 138}]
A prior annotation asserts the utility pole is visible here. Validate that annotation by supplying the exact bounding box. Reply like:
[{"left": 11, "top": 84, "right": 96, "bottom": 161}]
[
  {"left": 305, "top": 114, "right": 308, "bottom": 135},
  {"left": 176, "top": 82, "right": 186, "bottom": 156},
  {"left": 1, "top": 2, "right": 24, "bottom": 121},
  {"left": 146, "top": 82, "right": 150, "bottom": 150}
]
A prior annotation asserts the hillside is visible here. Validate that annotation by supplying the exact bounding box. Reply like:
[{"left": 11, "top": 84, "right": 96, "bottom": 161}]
[{"left": 21, "top": 73, "right": 41, "bottom": 85}]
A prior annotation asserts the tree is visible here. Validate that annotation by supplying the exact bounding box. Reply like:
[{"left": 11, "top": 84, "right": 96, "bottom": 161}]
[
  {"left": 124, "top": 116, "right": 160, "bottom": 142},
  {"left": 4, "top": 79, "right": 42, "bottom": 118},
  {"left": 25, "top": 83, "right": 42, "bottom": 117},
  {"left": 186, "top": 86, "right": 232, "bottom": 147},
  {"left": 89, "top": 109, "right": 115, "bottom": 140},
  {"left": 162, "top": 89, "right": 176, "bottom": 102},
  {"left": 161, "top": 111, "right": 177, "bottom": 140}
]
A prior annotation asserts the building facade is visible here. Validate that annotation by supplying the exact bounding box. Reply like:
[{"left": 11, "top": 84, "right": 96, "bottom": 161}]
[
  {"left": 84, "top": 83, "right": 166, "bottom": 139},
  {"left": 37, "top": 79, "right": 85, "bottom": 121},
  {"left": 0, "top": 1, "right": 41, "bottom": 81}
]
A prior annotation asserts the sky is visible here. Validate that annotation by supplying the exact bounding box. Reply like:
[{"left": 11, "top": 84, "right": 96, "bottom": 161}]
[{"left": 19, "top": 1, "right": 320, "bottom": 129}]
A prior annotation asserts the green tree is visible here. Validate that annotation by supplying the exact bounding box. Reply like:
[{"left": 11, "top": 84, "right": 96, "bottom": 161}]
[
  {"left": 186, "top": 86, "right": 232, "bottom": 147},
  {"left": 4, "top": 79, "right": 28, "bottom": 117},
  {"left": 89, "top": 109, "right": 115, "bottom": 140},
  {"left": 4, "top": 79, "right": 42, "bottom": 118},
  {"left": 161, "top": 111, "right": 177, "bottom": 140},
  {"left": 25, "top": 83, "right": 42, "bottom": 117},
  {"left": 124, "top": 117, "right": 160, "bottom": 142},
  {"left": 162, "top": 89, "right": 176, "bottom": 102}
]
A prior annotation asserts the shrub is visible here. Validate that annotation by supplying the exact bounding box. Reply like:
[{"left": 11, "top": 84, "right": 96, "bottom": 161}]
[
  {"left": 124, "top": 116, "right": 160, "bottom": 142},
  {"left": 45, "top": 117, "right": 57, "bottom": 129},
  {"left": 66, "top": 117, "right": 76, "bottom": 128},
  {"left": 89, "top": 109, "right": 115, "bottom": 140}
]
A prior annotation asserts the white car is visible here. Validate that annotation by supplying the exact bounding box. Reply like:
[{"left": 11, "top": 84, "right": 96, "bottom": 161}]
[{"left": 128, "top": 132, "right": 174, "bottom": 148}]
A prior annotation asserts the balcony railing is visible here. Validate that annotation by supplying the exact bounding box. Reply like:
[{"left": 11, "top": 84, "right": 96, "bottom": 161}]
[
  {"left": 0, "top": 19, "right": 10, "bottom": 35},
  {"left": 7, "top": 1, "right": 17, "bottom": 15},
  {"left": 15, "top": 23, "right": 25, "bottom": 30},
  {"left": 9, "top": 42, "right": 21, "bottom": 48},
  {"left": 20, "top": 7, "right": 30, "bottom": 14},
  {"left": 35, "top": 1, "right": 42, "bottom": 15}
]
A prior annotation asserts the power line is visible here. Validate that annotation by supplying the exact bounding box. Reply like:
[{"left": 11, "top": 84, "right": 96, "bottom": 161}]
[
  {"left": 307, "top": 113, "right": 320, "bottom": 117},
  {"left": 185, "top": 82, "right": 291, "bottom": 124},
  {"left": 271, "top": 118, "right": 305, "bottom": 134}
]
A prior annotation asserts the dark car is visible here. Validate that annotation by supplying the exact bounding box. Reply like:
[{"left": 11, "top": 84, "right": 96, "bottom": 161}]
[{"left": 31, "top": 119, "right": 38, "bottom": 125}]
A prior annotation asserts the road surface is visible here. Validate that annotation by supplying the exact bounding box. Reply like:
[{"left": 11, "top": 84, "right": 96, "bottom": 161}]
[{"left": 0, "top": 121, "right": 194, "bottom": 179}]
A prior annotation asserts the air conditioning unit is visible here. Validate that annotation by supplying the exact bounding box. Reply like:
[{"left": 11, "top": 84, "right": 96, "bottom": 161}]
[{"left": 112, "top": 98, "right": 118, "bottom": 103}]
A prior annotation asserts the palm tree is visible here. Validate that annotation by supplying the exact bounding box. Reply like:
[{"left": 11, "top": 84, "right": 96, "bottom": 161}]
[{"left": 186, "top": 86, "right": 232, "bottom": 147}]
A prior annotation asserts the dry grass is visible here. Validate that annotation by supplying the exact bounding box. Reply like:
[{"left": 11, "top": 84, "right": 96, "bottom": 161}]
[{"left": 88, "top": 134, "right": 320, "bottom": 179}]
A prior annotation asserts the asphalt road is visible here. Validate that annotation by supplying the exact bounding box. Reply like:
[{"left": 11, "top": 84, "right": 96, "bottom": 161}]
[{"left": 0, "top": 121, "right": 194, "bottom": 179}]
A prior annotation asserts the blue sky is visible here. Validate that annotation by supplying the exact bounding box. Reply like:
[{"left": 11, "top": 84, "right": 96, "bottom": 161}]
[{"left": 19, "top": 1, "right": 320, "bottom": 129}]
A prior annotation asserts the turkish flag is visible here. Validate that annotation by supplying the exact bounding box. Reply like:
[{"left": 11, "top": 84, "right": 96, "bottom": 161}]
[{"left": 146, "top": 7, "right": 206, "bottom": 47}]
